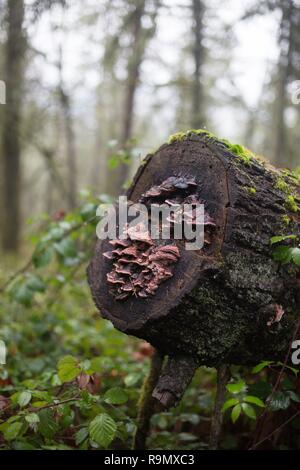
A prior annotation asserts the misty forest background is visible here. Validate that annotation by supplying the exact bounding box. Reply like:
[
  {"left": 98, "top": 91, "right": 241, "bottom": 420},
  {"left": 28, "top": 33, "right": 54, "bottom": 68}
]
[{"left": 0, "top": 0, "right": 300, "bottom": 451}]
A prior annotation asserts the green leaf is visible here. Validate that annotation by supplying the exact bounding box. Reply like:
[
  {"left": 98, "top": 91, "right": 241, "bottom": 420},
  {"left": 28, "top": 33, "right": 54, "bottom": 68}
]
[
  {"left": 3, "top": 422, "right": 23, "bottom": 441},
  {"left": 286, "top": 390, "right": 300, "bottom": 403},
  {"left": 242, "top": 403, "right": 256, "bottom": 420},
  {"left": 252, "top": 361, "right": 273, "bottom": 373},
  {"left": 89, "top": 357, "right": 103, "bottom": 373},
  {"left": 31, "top": 401, "right": 48, "bottom": 408},
  {"left": 57, "top": 355, "right": 80, "bottom": 383},
  {"left": 269, "top": 391, "right": 291, "bottom": 411},
  {"left": 108, "top": 153, "right": 121, "bottom": 170},
  {"left": 244, "top": 395, "right": 265, "bottom": 407},
  {"left": 54, "top": 238, "right": 77, "bottom": 258},
  {"left": 25, "top": 413, "right": 40, "bottom": 424},
  {"left": 231, "top": 404, "right": 242, "bottom": 423},
  {"left": 270, "top": 234, "right": 296, "bottom": 245},
  {"left": 104, "top": 387, "right": 128, "bottom": 405},
  {"left": 32, "top": 244, "right": 54, "bottom": 268},
  {"left": 272, "top": 245, "right": 292, "bottom": 264},
  {"left": 291, "top": 247, "right": 300, "bottom": 266},
  {"left": 38, "top": 409, "right": 59, "bottom": 439},
  {"left": 0, "top": 340, "right": 6, "bottom": 365},
  {"left": 124, "top": 372, "right": 142, "bottom": 387},
  {"left": 89, "top": 413, "right": 117, "bottom": 448},
  {"left": 49, "top": 226, "right": 65, "bottom": 240},
  {"left": 75, "top": 427, "right": 89, "bottom": 446},
  {"left": 80, "top": 203, "right": 96, "bottom": 221},
  {"left": 26, "top": 274, "right": 46, "bottom": 293},
  {"left": 226, "top": 380, "right": 246, "bottom": 394},
  {"left": 31, "top": 390, "right": 52, "bottom": 402},
  {"left": 222, "top": 398, "right": 239, "bottom": 412},
  {"left": 13, "top": 441, "right": 37, "bottom": 450},
  {"left": 13, "top": 284, "right": 34, "bottom": 307},
  {"left": 18, "top": 391, "right": 32, "bottom": 408}
]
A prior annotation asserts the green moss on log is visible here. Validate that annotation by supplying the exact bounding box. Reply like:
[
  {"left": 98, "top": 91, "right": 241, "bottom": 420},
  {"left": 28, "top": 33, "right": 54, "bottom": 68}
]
[{"left": 168, "top": 129, "right": 255, "bottom": 166}]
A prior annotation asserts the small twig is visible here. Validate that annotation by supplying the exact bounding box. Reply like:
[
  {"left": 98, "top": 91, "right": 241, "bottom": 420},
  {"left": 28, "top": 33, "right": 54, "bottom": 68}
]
[
  {"left": 209, "top": 364, "right": 231, "bottom": 450},
  {"left": 249, "top": 409, "right": 300, "bottom": 450},
  {"left": 0, "top": 396, "right": 80, "bottom": 417},
  {"left": 0, "top": 259, "right": 33, "bottom": 293},
  {"left": 28, "top": 396, "right": 81, "bottom": 412},
  {"left": 250, "top": 319, "right": 300, "bottom": 448},
  {"left": 133, "top": 350, "right": 164, "bottom": 450}
]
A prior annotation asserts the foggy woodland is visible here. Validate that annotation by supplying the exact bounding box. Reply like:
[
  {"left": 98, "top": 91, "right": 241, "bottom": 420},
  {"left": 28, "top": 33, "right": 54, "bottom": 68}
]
[{"left": 0, "top": 0, "right": 300, "bottom": 453}]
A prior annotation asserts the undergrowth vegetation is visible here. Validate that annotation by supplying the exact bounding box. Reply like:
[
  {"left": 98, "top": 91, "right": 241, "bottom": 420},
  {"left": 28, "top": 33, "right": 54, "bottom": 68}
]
[{"left": 0, "top": 193, "right": 300, "bottom": 450}]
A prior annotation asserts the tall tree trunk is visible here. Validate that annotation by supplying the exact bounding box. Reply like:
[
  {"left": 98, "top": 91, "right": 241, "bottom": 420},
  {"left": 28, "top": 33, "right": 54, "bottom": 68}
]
[
  {"left": 114, "top": 0, "right": 146, "bottom": 193},
  {"left": 191, "top": 0, "right": 205, "bottom": 129},
  {"left": 2, "top": 0, "right": 25, "bottom": 252},
  {"left": 58, "top": 46, "right": 77, "bottom": 210},
  {"left": 274, "top": 0, "right": 293, "bottom": 166}
]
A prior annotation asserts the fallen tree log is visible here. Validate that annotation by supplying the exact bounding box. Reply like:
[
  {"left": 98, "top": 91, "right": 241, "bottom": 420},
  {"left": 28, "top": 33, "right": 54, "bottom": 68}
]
[{"left": 87, "top": 130, "right": 300, "bottom": 408}]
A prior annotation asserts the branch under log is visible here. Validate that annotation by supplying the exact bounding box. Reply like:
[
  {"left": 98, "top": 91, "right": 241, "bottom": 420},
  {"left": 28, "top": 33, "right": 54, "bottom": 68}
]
[
  {"left": 133, "top": 350, "right": 164, "bottom": 450},
  {"left": 152, "top": 355, "right": 199, "bottom": 408},
  {"left": 209, "top": 365, "right": 231, "bottom": 449}
]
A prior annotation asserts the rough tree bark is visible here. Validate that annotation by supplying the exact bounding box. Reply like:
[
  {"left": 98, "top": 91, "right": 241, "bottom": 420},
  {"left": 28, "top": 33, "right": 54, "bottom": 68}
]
[
  {"left": 88, "top": 130, "right": 300, "bottom": 408},
  {"left": 2, "top": 0, "right": 25, "bottom": 252}
]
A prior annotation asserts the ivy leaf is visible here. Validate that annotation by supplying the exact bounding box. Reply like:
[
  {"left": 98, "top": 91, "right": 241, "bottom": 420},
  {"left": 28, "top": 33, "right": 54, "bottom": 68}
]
[
  {"left": 226, "top": 380, "right": 246, "bottom": 394},
  {"left": 89, "top": 413, "right": 117, "bottom": 448},
  {"left": 3, "top": 422, "right": 23, "bottom": 441},
  {"left": 291, "top": 247, "right": 300, "bottom": 266},
  {"left": 104, "top": 387, "right": 128, "bottom": 405},
  {"left": 231, "top": 404, "right": 242, "bottom": 423},
  {"left": 57, "top": 355, "right": 80, "bottom": 383},
  {"left": 244, "top": 395, "right": 265, "bottom": 407},
  {"left": 242, "top": 403, "right": 256, "bottom": 420},
  {"left": 222, "top": 398, "right": 239, "bottom": 412},
  {"left": 17, "top": 391, "right": 32, "bottom": 408}
]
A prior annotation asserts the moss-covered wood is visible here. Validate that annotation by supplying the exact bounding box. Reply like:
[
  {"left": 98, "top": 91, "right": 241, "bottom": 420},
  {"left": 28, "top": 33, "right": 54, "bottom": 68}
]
[{"left": 88, "top": 130, "right": 300, "bottom": 407}]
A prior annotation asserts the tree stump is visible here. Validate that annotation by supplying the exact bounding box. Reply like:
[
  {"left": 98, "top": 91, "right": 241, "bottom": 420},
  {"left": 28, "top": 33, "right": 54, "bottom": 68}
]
[{"left": 87, "top": 130, "right": 300, "bottom": 407}]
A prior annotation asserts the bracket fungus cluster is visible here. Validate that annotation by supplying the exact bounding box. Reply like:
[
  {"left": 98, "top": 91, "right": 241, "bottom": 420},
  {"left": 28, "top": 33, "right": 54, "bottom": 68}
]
[
  {"left": 105, "top": 231, "right": 180, "bottom": 301},
  {"left": 104, "top": 176, "right": 215, "bottom": 301},
  {"left": 88, "top": 130, "right": 300, "bottom": 409}
]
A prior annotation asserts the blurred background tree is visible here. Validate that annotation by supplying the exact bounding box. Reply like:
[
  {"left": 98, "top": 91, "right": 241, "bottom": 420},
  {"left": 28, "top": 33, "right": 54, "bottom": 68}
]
[
  {"left": 0, "top": 0, "right": 300, "bottom": 451},
  {"left": 0, "top": 0, "right": 299, "bottom": 253}
]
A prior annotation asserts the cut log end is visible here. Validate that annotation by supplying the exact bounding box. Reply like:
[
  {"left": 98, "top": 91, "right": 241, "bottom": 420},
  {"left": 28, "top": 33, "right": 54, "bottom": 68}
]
[{"left": 88, "top": 131, "right": 300, "bottom": 388}]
